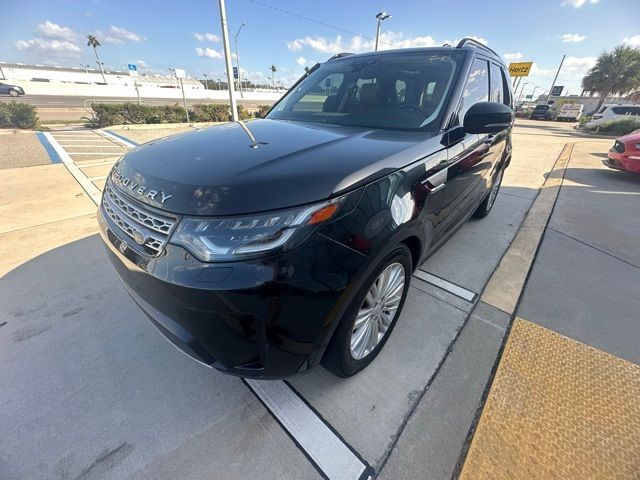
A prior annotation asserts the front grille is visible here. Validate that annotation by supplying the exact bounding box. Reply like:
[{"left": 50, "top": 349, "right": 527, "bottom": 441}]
[
  {"left": 102, "top": 181, "right": 177, "bottom": 256},
  {"left": 612, "top": 140, "right": 626, "bottom": 153}
]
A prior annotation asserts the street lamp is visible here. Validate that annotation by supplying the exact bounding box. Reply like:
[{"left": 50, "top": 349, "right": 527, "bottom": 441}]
[
  {"left": 80, "top": 63, "right": 90, "bottom": 74},
  {"left": 234, "top": 22, "right": 246, "bottom": 97},
  {"left": 374, "top": 12, "right": 391, "bottom": 51},
  {"left": 203, "top": 73, "right": 210, "bottom": 90}
]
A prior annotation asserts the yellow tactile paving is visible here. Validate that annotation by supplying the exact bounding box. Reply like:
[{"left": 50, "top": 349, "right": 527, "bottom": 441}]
[{"left": 461, "top": 318, "right": 640, "bottom": 480}]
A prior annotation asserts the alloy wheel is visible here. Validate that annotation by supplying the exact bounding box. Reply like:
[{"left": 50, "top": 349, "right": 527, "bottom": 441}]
[{"left": 350, "top": 262, "right": 406, "bottom": 360}]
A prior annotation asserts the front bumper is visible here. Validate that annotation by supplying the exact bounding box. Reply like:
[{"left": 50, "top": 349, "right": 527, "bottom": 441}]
[
  {"left": 97, "top": 206, "right": 368, "bottom": 379},
  {"left": 605, "top": 150, "right": 640, "bottom": 174}
]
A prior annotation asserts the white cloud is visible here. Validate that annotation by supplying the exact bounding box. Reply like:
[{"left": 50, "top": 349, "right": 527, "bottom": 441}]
[
  {"left": 195, "top": 47, "right": 223, "bottom": 59},
  {"left": 622, "top": 35, "right": 640, "bottom": 48},
  {"left": 529, "top": 56, "right": 596, "bottom": 79},
  {"left": 100, "top": 26, "right": 146, "bottom": 44},
  {"left": 503, "top": 52, "right": 523, "bottom": 60},
  {"left": 561, "top": 33, "right": 587, "bottom": 43},
  {"left": 34, "top": 21, "right": 77, "bottom": 41},
  {"left": 286, "top": 32, "right": 487, "bottom": 55},
  {"left": 562, "top": 55, "right": 597, "bottom": 73},
  {"left": 15, "top": 38, "right": 82, "bottom": 59},
  {"left": 193, "top": 32, "right": 220, "bottom": 42},
  {"left": 562, "top": 0, "right": 599, "bottom": 7},
  {"left": 137, "top": 59, "right": 148, "bottom": 68},
  {"left": 296, "top": 56, "right": 307, "bottom": 66}
]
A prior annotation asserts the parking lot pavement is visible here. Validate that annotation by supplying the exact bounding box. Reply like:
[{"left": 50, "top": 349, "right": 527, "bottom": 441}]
[
  {"left": 0, "top": 120, "right": 612, "bottom": 479},
  {"left": 517, "top": 138, "right": 640, "bottom": 363}
]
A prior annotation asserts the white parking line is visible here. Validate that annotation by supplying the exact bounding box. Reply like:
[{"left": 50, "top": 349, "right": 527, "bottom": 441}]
[
  {"left": 413, "top": 270, "right": 476, "bottom": 302},
  {"left": 57, "top": 144, "right": 123, "bottom": 148},
  {"left": 74, "top": 159, "right": 118, "bottom": 168},
  {"left": 66, "top": 152, "right": 125, "bottom": 155},
  {"left": 41, "top": 132, "right": 102, "bottom": 206},
  {"left": 98, "top": 129, "right": 138, "bottom": 149},
  {"left": 246, "top": 379, "right": 370, "bottom": 480}
]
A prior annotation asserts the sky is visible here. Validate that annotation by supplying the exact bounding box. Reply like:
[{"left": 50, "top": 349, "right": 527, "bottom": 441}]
[{"left": 1, "top": 0, "right": 639, "bottom": 95}]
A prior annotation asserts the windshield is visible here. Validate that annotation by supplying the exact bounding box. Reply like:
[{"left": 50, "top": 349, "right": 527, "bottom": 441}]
[
  {"left": 534, "top": 105, "right": 550, "bottom": 111},
  {"left": 268, "top": 51, "right": 464, "bottom": 132}
]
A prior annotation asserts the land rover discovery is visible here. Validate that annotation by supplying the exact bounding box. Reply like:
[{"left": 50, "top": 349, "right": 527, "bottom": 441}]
[{"left": 98, "top": 38, "right": 514, "bottom": 379}]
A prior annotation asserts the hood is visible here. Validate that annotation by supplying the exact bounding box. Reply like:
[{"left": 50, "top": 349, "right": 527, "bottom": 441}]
[
  {"left": 618, "top": 129, "right": 640, "bottom": 143},
  {"left": 112, "top": 119, "right": 443, "bottom": 216}
]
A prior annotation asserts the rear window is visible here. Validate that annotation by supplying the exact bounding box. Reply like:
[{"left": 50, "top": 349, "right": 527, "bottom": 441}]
[{"left": 534, "top": 105, "right": 549, "bottom": 111}]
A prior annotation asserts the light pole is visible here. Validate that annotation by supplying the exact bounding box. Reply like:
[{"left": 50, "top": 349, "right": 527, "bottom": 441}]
[
  {"left": 517, "top": 81, "right": 530, "bottom": 103},
  {"left": 80, "top": 63, "right": 90, "bottom": 74},
  {"left": 234, "top": 22, "right": 246, "bottom": 98},
  {"left": 546, "top": 54, "right": 566, "bottom": 104},
  {"left": 203, "top": 73, "right": 210, "bottom": 90},
  {"left": 374, "top": 12, "right": 391, "bottom": 51},
  {"left": 218, "top": 0, "right": 238, "bottom": 121}
]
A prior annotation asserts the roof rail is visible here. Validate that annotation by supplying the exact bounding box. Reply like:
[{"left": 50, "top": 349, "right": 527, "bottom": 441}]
[
  {"left": 327, "top": 52, "right": 355, "bottom": 61},
  {"left": 456, "top": 38, "right": 501, "bottom": 58}
]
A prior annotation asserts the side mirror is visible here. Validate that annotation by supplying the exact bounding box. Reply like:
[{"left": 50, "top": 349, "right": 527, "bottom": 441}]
[{"left": 463, "top": 101, "right": 514, "bottom": 134}]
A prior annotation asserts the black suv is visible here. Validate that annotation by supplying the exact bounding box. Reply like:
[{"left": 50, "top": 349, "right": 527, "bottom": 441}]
[
  {"left": 530, "top": 104, "right": 553, "bottom": 120},
  {"left": 98, "top": 39, "right": 514, "bottom": 379}
]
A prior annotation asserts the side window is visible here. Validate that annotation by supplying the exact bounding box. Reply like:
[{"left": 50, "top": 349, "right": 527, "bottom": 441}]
[
  {"left": 457, "top": 58, "right": 489, "bottom": 125},
  {"left": 490, "top": 63, "right": 511, "bottom": 106},
  {"left": 490, "top": 63, "right": 503, "bottom": 104},
  {"left": 291, "top": 73, "right": 344, "bottom": 112},
  {"left": 500, "top": 67, "right": 512, "bottom": 107}
]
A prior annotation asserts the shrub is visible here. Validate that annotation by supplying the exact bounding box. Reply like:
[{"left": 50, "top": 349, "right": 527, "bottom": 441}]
[
  {"left": 0, "top": 102, "right": 38, "bottom": 129},
  {"left": 89, "top": 102, "right": 252, "bottom": 127},
  {"left": 237, "top": 105, "right": 253, "bottom": 121},
  {"left": 255, "top": 105, "right": 271, "bottom": 119},
  {"left": 582, "top": 116, "right": 640, "bottom": 136},
  {"left": 189, "top": 104, "right": 229, "bottom": 122}
]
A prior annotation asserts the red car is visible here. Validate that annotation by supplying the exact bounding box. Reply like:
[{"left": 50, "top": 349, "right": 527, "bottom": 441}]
[{"left": 604, "top": 129, "right": 640, "bottom": 174}]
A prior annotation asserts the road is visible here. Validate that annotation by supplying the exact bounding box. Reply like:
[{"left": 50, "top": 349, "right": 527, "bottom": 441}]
[
  {"left": 0, "top": 120, "right": 630, "bottom": 480},
  {"left": 0, "top": 94, "right": 273, "bottom": 108}
]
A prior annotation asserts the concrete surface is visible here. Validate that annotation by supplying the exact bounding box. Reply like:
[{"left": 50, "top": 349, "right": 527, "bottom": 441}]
[
  {"left": 518, "top": 138, "right": 640, "bottom": 364},
  {"left": 0, "top": 130, "right": 51, "bottom": 169},
  {"left": 0, "top": 164, "right": 95, "bottom": 233},
  {"left": 380, "top": 302, "right": 510, "bottom": 480},
  {"left": 0, "top": 236, "right": 321, "bottom": 480}
]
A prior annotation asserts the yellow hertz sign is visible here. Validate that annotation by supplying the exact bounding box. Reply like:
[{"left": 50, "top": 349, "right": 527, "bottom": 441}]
[{"left": 508, "top": 62, "right": 533, "bottom": 77}]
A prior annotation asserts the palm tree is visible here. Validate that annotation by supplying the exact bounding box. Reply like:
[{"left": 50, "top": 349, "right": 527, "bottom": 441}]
[
  {"left": 270, "top": 64, "right": 277, "bottom": 89},
  {"left": 582, "top": 45, "right": 640, "bottom": 111},
  {"left": 86, "top": 34, "right": 107, "bottom": 84}
]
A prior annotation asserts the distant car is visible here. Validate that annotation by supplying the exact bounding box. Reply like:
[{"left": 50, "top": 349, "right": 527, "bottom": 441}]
[
  {"left": 0, "top": 82, "right": 25, "bottom": 97},
  {"left": 556, "top": 103, "right": 584, "bottom": 122},
  {"left": 604, "top": 129, "right": 640, "bottom": 174},
  {"left": 530, "top": 104, "right": 553, "bottom": 120},
  {"left": 586, "top": 104, "right": 640, "bottom": 127}
]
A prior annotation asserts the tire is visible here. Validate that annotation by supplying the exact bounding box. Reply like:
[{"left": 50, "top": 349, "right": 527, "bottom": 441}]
[
  {"left": 322, "top": 244, "right": 412, "bottom": 377},
  {"left": 473, "top": 166, "right": 504, "bottom": 218},
  {"left": 9, "top": 89, "right": 19, "bottom": 97}
]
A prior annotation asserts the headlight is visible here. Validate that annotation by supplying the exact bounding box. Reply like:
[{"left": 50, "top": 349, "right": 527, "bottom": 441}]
[{"left": 170, "top": 198, "right": 345, "bottom": 262}]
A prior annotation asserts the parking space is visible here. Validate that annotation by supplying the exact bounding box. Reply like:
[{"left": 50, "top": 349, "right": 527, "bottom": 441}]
[{"left": 0, "top": 120, "right": 601, "bottom": 479}]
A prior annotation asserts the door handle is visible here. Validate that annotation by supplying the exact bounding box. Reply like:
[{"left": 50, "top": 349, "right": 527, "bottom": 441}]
[
  {"left": 428, "top": 183, "right": 445, "bottom": 194},
  {"left": 483, "top": 135, "right": 495, "bottom": 144}
]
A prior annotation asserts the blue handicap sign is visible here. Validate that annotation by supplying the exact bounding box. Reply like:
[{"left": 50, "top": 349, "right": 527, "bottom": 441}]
[{"left": 128, "top": 64, "right": 138, "bottom": 72}]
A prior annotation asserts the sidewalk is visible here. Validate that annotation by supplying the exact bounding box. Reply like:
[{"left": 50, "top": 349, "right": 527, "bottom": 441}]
[{"left": 461, "top": 139, "right": 640, "bottom": 478}]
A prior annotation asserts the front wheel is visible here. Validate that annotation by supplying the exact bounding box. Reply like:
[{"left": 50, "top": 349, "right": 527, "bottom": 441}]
[
  {"left": 9, "top": 89, "right": 19, "bottom": 97},
  {"left": 474, "top": 166, "right": 504, "bottom": 218},
  {"left": 322, "top": 245, "right": 412, "bottom": 377}
]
